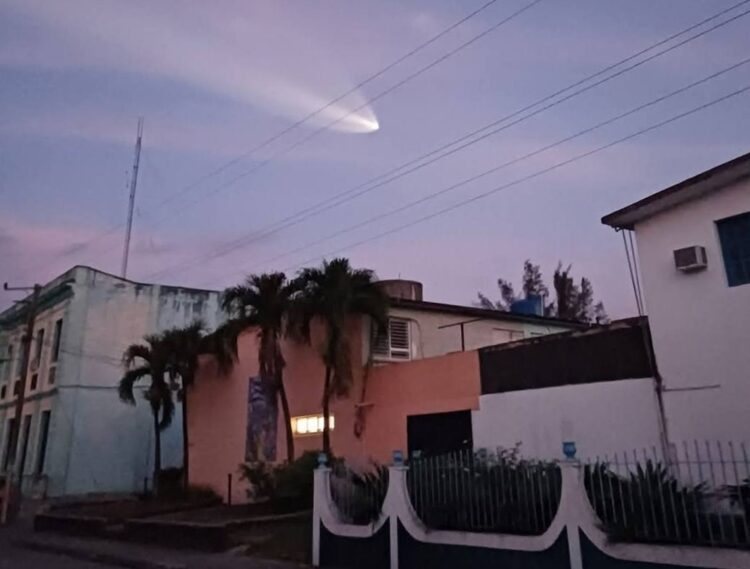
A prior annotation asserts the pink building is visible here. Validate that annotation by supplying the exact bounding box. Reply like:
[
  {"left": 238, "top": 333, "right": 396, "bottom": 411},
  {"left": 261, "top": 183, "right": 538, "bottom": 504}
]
[{"left": 188, "top": 283, "right": 580, "bottom": 503}]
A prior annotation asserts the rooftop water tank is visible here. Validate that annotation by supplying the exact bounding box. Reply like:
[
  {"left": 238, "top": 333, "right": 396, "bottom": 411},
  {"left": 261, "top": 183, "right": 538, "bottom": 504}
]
[
  {"left": 377, "top": 279, "right": 423, "bottom": 301},
  {"left": 510, "top": 295, "right": 543, "bottom": 316}
]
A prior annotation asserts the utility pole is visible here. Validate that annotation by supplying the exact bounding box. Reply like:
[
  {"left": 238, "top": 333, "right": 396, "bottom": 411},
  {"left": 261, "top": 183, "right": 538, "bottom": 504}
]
[
  {"left": 121, "top": 117, "right": 144, "bottom": 278},
  {"left": 0, "top": 282, "right": 41, "bottom": 525}
]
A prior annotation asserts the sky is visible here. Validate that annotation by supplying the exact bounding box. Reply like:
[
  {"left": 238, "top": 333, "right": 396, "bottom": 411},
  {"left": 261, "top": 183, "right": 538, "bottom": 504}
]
[{"left": 1, "top": 0, "right": 748, "bottom": 317}]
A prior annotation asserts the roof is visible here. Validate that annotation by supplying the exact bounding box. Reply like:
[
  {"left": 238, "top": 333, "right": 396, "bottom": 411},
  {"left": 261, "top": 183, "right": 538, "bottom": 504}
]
[
  {"left": 389, "top": 297, "right": 588, "bottom": 329},
  {"left": 478, "top": 316, "right": 645, "bottom": 353},
  {"left": 601, "top": 151, "right": 750, "bottom": 230},
  {"left": 0, "top": 265, "right": 220, "bottom": 324}
]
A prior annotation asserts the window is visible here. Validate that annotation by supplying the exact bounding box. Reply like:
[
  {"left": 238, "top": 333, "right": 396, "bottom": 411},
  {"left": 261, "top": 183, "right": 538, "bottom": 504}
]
[
  {"left": 5, "top": 345, "right": 13, "bottom": 380},
  {"left": 291, "top": 414, "right": 335, "bottom": 437},
  {"left": 13, "top": 380, "right": 20, "bottom": 396},
  {"left": 36, "top": 411, "right": 51, "bottom": 475},
  {"left": 30, "top": 373, "right": 38, "bottom": 391},
  {"left": 34, "top": 328, "right": 45, "bottom": 366},
  {"left": 372, "top": 318, "right": 411, "bottom": 360},
  {"left": 2, "top": 418, "right": 18, "bottom": 471},
  {"left": 491, "top": 328, "right": 525, "bottom": 345},
  {"left": 717, "top": 211, "right": 750, "bottom": 287},
  {"left": 48, "top": 366, "right": 56, "bottom": 386},
  {"left": 0, "top": 385, "right": 6, "bottom": 400},
  {"left": 52, "top": 319, "right": 63, "bottom": 362},
  {"left": 18, "top": 414, "right": 32, "bottom": 475}
]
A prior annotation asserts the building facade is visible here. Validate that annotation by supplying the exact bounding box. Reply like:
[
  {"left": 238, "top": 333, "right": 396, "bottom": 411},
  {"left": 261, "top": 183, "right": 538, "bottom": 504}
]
[
  {"left": 188, "top": 281, "right": 581, "bottom": 503},
  {"left": 0, "top": 266, "right": 222, "bottom": 497},
  {"left": 602, "top": 151, "right": 750, "bottom": 446}
]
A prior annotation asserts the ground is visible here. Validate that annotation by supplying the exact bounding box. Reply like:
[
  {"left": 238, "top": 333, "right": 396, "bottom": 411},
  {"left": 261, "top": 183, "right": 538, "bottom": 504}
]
[
  {"left": 0, "top": 543, "right": 114, "bottom": 569},
  {"left": 0, "top": 520, "right": 307, "bottom": 569}
]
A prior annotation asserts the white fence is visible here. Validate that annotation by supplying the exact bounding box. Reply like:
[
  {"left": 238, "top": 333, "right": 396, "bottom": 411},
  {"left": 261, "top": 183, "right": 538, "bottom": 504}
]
[{"left": 313, "top": 459, "right": 750, "bottom": 569}]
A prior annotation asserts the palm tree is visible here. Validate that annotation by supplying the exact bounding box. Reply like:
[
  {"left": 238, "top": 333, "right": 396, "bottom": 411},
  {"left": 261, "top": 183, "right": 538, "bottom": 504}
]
[
  {"left": 160, "top": 321, "right": 204, "bottom": 489},
  {"left": 119, "top": 334, "right": 175, "bottom": 495},
  {"left": 290, "top": 258, "right": 388, "bottom": 455},
  {"left": 222, "top": 273, "right": 297, "bottom": 462}
]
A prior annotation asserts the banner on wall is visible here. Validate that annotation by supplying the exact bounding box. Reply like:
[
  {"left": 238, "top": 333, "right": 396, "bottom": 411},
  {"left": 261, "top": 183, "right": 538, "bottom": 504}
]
[{"left": 245, "top": 375, "right": 278, "bottom": 462}]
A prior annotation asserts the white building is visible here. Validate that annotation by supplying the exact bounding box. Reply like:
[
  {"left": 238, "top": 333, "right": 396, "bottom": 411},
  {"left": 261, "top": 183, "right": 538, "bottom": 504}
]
[
  {"left": 365, "top": 279, "right": 581, "bottom": 362},
  {"left": 602, "top": 152, "right": 750, "bottom": 445},
  {"left": 0, "top": 266, "right": 222, "bottom": 497}
]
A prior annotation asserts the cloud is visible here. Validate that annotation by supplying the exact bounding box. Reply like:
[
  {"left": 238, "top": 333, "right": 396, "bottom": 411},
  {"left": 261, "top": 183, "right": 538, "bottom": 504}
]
[{"left": 2, "top": 0, "right": 379, "bottom": 134}]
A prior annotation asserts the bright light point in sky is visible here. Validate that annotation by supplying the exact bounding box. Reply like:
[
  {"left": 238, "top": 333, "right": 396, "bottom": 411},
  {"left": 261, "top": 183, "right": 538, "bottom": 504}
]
[{"left": 342, "top": 110, "right": 380, "bottom": 134}]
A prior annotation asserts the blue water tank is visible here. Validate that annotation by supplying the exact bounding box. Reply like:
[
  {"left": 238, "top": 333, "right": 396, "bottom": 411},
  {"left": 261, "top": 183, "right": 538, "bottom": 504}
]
[{"left": 510, "top": 295, "right": 543, "bottom": 316}]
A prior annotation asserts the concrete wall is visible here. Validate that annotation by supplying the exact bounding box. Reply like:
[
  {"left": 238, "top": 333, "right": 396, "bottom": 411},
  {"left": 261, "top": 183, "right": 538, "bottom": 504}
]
[
  {"left": 634, "top": 179, "right": 750, "bottom": 444},
  {"left": 472, "top": 378, "right": 663, "bottom": 460}
]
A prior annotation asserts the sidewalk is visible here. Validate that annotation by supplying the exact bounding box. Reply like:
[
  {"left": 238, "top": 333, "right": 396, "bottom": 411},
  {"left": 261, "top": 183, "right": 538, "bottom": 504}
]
[{"left": 1, "top": 522, "right": 307, "bottom": 569}]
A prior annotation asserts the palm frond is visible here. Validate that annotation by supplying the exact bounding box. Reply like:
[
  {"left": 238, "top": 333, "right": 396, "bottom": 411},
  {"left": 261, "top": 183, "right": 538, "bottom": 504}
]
[
  {"left": 122, "top": 343, "right": 152, "bottom": 368},
  {"left": 118, "top": 365, "right": 151, "bottom": 404}
]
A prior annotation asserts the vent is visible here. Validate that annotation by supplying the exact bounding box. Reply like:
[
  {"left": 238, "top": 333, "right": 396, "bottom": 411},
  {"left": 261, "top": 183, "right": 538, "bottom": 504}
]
[
  {"left": 674, "top": 246, "right": 707, "bottom": 272},
  {"left": 372, "top": 318, "right": 411, "bottom": 360}
]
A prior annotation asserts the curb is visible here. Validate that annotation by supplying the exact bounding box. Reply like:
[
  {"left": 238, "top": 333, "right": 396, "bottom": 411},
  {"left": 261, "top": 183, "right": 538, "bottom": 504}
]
[{"left": 13, "top": 538, "right": 187, "bottom": 569}]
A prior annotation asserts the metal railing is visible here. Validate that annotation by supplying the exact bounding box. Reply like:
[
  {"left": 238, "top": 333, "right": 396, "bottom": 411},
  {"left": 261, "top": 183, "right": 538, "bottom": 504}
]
[
  {"left": 584, "top": 441, "right": 750, "bottom": 548},
  {"left": 406, "top": 448, "right": 561, "bottom": 535},
  {"left": 330, "top": 462, "right": 389, "bottom": 526}
]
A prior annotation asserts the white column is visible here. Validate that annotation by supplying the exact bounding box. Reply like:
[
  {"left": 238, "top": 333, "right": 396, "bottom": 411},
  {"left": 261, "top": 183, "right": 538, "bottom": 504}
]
[
  {"left": 312, "top": 466, "right": 330, "bottom": 567},
  {"left": 386, "top": 466, "right": 409, "bottom": 569},
  {"left": 559, "top": 460, "right": 584, "bottom": 569}
]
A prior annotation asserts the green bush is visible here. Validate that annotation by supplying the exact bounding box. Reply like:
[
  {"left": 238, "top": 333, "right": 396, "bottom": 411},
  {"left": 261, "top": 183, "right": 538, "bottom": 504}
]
[
  {"left": 330, "top": 463, "right": 389, "bottom": 525},
  {"left": 240, "top": 451, "right": 323, "bottom": 508},
  {"left": 406, "top": 447, "right": 562, "bottom": 535},
  {"left": 585, "top": 460, "right": 706, "bottom": 544},
  {"left": 156, "top": 467, "right": 184, "bottom": 499}
]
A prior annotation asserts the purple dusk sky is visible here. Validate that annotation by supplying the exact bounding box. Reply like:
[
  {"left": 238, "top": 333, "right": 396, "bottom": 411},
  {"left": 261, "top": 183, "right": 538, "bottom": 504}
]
[{"left": 1, "top": 0, "right": 748, "bottom": 316}]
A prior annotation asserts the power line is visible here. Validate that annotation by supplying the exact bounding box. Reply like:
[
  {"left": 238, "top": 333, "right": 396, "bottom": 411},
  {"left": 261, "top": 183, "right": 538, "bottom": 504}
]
[
  {"left": 173, "top": 0, "right": 546, "bottom": 203},
  {"left": 148, "top": 2, "right": 750, "bottom": 281},
  {"left": 199, "top": 55, "right": 750, "bottom": 284},
  {"left": 152, "top": 0, "right": 505, "bottom": 211},
  {"left": 279, "top": 84, "right": 750, "bottom": 273},
  {"left": 11, "top": 0, "right": 523, "bottom": 279}
]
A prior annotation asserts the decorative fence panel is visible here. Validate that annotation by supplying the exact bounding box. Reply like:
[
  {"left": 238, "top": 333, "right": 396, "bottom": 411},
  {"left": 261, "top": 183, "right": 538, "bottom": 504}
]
[
  {"left": 314, "top": 445, "right": 750, "bottom": 569},
  {"left": 407, "top": 448, "right": 561, "bottom": 535},
  {"left": 584, "top": 441, "right": 750, "bottom": 549}
]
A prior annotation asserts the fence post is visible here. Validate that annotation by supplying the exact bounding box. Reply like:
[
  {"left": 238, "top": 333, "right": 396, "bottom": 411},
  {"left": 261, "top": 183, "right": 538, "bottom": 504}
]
[
  {"left": 559, "top": 459, "right": 584, "bottom": 569},
  {"left": 312, "top": 456, "right": 331, "bottom": 567},
  {"left": 387, "top": 452, "right": 408, "bottom": 569}
]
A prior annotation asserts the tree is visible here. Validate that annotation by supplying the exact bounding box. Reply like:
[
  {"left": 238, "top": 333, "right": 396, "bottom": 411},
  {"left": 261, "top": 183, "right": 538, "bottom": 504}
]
[
  {"left": 159, "top": 321, "right": 204, "bottom": 489},
  {"left": 222, "top": 273, "right": 298, "bottom": 463},
  {"left": 289, "top": 258, "right": 389, "bottom": 456},
  {"left": 119, "top": 335, "right": 175, "bottom": 495},
  {"left": 478, "top": 260, "right": 608, "bottom": 324},
  {"left": 521, "top": 260, "right": 548, "bottom": 299}
]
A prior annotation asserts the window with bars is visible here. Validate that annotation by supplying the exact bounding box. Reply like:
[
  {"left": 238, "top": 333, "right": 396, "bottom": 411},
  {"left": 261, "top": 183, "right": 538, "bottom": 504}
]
[
  {"left": 717, "top": 211, "right": 750, "bottom": 287},
  {"left": 372, "top": 318, "right": 411, "bottom": 360},
  {"left": 34, "top": 328, "right": 45, "bottom": 367},
  {"left": 5, "top": 344, "right": 13, "bottom": 380},
  {"left": 52, "top": 319, "right": 63, "bottom": 362}
]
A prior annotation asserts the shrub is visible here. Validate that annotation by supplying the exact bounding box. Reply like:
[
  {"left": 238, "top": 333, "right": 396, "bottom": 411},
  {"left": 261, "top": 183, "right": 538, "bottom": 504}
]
[
  {"left": 330, "top": 463, "right": 388, "bottom": 525},
  {"left": 725, "top": 478, "right": 750, "bottom": 519},
  {"left": 156, "top": 467, "right": 184, "bottom": 499},
  {"left": 239, "top": 450, "right": 323, "bottom": 508},
  {"left": 585, "top": 460, "right": 706, "bottom": 543},
  {"left": 406, "top": 447, "right": 561, "bottom": 535}
]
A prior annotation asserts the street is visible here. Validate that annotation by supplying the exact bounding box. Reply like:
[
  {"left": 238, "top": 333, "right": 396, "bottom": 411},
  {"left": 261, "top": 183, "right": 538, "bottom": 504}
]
[{"left": 0, "top": 544, "right": 114, "bottom": 569}]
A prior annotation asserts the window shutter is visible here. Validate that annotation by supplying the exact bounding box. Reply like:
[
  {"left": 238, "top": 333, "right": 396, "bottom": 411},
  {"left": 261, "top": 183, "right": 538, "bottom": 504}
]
[
  {"left": 371, "top": 318, "right": 412, "bottom": 360},
  {"left": 388, "top": 319, "right": 411, "bottom": 359}
]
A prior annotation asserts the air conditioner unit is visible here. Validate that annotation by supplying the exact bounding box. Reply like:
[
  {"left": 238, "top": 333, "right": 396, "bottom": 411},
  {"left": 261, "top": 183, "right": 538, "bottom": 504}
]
[{"left": 674, "top": 246, "right": 707, "bottom": 272}]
